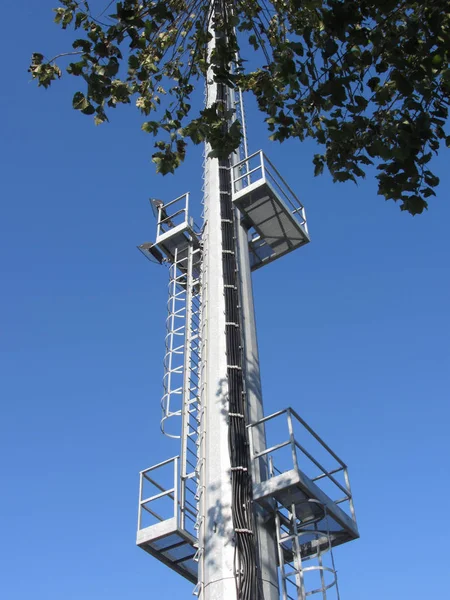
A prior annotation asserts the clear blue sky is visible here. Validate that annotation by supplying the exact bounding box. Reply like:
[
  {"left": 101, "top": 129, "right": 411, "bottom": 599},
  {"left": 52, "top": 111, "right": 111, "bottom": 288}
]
[{"left": 1, "top": 2, "right": 449, "bottom": 599}]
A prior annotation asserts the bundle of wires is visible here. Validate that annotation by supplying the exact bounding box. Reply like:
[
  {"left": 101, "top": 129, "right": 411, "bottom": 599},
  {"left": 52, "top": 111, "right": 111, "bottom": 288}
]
[{"left": 214, "top": 2, "right": 262, "bottom": 595}]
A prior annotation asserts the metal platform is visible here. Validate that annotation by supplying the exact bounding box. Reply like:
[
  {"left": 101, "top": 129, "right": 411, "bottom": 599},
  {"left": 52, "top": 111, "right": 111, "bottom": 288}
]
[
  {"left": 248, "top": 408, "right": 359, "bottom": 554},
  {"left": 138, "top": 193, "right": 201, "bottom": 266},
  {"left": 136, "top": 457, "right": 198, "bottom": 584},
  {"left": 232, "top": 151, "right": 310, "bottom": 270}
]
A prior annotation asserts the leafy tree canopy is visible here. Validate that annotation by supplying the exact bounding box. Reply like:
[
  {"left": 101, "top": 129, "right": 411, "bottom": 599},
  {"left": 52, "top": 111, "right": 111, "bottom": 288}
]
[{"left": 30, "top": 0, "right": 450, "bottom": 214}]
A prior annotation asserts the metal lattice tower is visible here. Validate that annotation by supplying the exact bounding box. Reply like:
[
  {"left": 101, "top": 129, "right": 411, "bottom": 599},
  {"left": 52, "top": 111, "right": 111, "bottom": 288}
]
[{"left": 135, "top": 4, "right": 359, "bottom": 599}]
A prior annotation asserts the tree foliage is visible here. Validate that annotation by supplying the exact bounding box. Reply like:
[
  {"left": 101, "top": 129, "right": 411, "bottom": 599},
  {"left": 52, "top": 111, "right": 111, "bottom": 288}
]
[{"left": 30, "top": 0, "right": 450, "bottom": 214}]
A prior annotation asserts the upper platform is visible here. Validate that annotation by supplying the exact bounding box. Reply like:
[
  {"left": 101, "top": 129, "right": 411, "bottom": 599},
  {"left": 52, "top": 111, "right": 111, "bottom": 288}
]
[
  {"left": 232, "top": 151, "right": 310, "bottom": 270},
  {"left": 138, "top": 193, "right": 201, "bottom": 267}
]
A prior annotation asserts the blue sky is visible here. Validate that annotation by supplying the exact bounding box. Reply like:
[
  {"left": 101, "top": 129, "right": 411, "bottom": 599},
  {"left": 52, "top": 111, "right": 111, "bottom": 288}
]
[{"left": 1, "top": 2, "right": 449, "bottom": 599}]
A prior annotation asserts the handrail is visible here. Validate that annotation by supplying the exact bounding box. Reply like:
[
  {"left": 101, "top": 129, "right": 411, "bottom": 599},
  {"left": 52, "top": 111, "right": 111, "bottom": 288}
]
[
  {"left": 140, "top": 456, "right": 178, "bottom": 474},
  {"left": 138, "top": 456, "right": 179, "bottom": 530},
  {"left": 143, "top": 475, "right": 173, "bottom": 496},
  {"left": 233, "top": 164, "right": 263, "bottom": 186},
  {"left": 232, "top": 149, "right": 262, "bottom": 170},
  {"left": 265, "top": 169, "right": 302, "bottom": 216},
  {"left": 248, "top": 408, "right": 354, "bottom": 511},
  {"left": 263, "top": 153, "right": 303, "bottom": 209},
  {"left": 253, "top": 440, "right": 291, "bottom": 460},
  {"left": 162, "top": 192, "right": 190, "bottom": 210},
  {"left": 294, "top": 440, "right": 349, "bottom": 498},
  {"left": 312, "top": 466, "right": 345, "bottom": 482},
  {"left": 142, "top": 505, "right": 166, "bottom": 522},
  {"left": 231, "top": 151, "right": 306, "bottom": 222},
  {"left": 141, "top": 488, "right": 175, "bottom": 505},
  {"left": 288, "top": 407, "right": 347, "bottom": 468},
  {"left": 248, "top": 407, "right": 288, "bottom": 427},
  {"left": 160, "top": 208, "right": 186, "bottom": 224}
]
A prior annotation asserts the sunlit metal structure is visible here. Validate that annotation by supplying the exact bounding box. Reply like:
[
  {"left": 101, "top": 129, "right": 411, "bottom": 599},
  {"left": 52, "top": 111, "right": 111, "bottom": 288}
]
[{"left": 136, "top": 5, "right": 358, "bottom": 599}]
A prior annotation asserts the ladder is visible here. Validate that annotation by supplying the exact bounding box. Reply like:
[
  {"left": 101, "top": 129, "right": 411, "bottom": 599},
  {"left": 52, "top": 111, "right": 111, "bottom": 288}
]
[{"left": 275, "top": 499, "right": 341, "bottom": 600}]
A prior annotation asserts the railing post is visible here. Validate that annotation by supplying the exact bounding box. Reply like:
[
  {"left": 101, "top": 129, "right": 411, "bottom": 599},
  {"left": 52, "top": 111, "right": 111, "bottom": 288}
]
[
  {"left": 301, "top": 207, "right": 309, "bottom": 236},
  {"left": 137, "top": 471, "right": 143, "bottom": 531},
  {"left": 260, "top": 151, "right": 266, "bottom": 182},
  {"left": 185, "top": 193, "right": 189, "bottom": 228},
  {"left": 248, "top": 422, "right": 254, "bottom": 469},
  {"left": 268, "top": 454, "right": 274, "bottom": 479},
  {"left": 174, "top": 457, "right": 180, "bottom": 526},
  {"left": 287, "top": 409, "right": 299, "bottom": 471},
  {"left": 344, "top": 467, "right": 356, "bottom": 522},
  {"left": 157, "top": 205, "right": 162, "bottom": 239}
]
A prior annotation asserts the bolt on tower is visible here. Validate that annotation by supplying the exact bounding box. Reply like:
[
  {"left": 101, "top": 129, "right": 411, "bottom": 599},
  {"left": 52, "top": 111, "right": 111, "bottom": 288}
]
[{"left": 136, "top": 4, "right": 359, "bottom": 599}]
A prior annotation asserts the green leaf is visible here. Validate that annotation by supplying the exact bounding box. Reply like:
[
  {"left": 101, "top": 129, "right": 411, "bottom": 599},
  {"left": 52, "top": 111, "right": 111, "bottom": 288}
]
[
  {"left": 62, "top": 10, "right": 74, "bottom": 29},
  {"left": 73, "top": 39, "right": 91, "bottom": 52},
  {"left": 31, "top": 52, "right": 44, "bottom": 66},
  {"left": 401, "top": 195, "right": 426, "bottom": 215},
  {"left": 417, "top": 152, "right": 432, "bottom": 165},
  {"left": 334, "top": 171, "right": 356, "bottom": 183},
  {"left": 422, "top": 187, "right": 436, "bottom": 198},
  {"left": 72, "top": 91, "right": 89, "bottom": 111},
  {"left": 53, "top": 8, "right": 64, "bottom": 25},
  {"left": 75, "top": 12, "right": 87, "bottom": 29},
  {"left": 94, "top": 110, "right": 108, "bottom": 125},
  {"left": 248, "top": 35, "right": 259, "bottom": 50},
  {"left": 424, "top": 172, "right": 440, "bottom": 187},
  {"left": 324, "top": 38, "right": 338, "bottom": 58},
  {"left": 105, "top": 58, "right": 120, "bottom": 77},
  {"left": 152, "top": 154, "right": 177, "bottom": 175},
  {"left": 313, "top": 155, "right": 324, "bottom": 177},
  {"left": 142, "top": 121, "right": 159, "bottom": 135},
  {"left": 128, "top": 55, "right": 140, "bottom": 71},
  {"left": 329, "top": 81, "right": 347, "bottom": 105},
  {"left": 81, "top": 104, "right": 95, "bottom": 115},
  {"left": 367, "top": 77, "right": 380, "bottom": 92},
  {"left": 391, "top": 70, "right": 413, "bottom": 95},
  {"left": 67, "top": 61, "right": 84, "bottom": 76}
]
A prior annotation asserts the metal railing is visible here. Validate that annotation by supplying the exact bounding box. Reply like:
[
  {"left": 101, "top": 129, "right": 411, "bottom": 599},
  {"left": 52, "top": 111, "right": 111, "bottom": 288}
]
[
  {"left": 232, "top": 150, "right": 309, "bottom": 236},
  {"left": 137, "top": 456, "right": 198, "bottom": 533},
  {"left": 156, "top": 193, "right": 189, "bottom": 238},
  {"left": 248, "top": 408, "right": 356, "bottom": 524},
  {"left": 138, "top": 457, "right": 178, "bottom": 530},
  {"left": 156, "top": 193, "right": 201, "bottom": 240}
]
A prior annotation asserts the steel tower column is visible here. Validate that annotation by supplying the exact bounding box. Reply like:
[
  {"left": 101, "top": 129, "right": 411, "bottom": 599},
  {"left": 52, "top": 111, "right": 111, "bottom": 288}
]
[
  {"left": 201, "top": 152, "right": 238, "bottom": 599},
  {"left": 201, "top": 1, "right": 280, "bottom": 596},
  {"left": 200, "top": 7, "right": 238, "bottom": 598},
  {"left": 201, "top": 140, "right": 238, "bottom": 598}
]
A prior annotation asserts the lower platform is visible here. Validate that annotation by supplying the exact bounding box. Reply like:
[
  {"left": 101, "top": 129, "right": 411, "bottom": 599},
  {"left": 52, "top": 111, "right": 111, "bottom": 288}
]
[
  {"left": 248, "top": 408, "right": 359, "bottom": 559},
  {"left": 136, "top": 456, "right": 199, "bottom": 584},
  {"left": 137, "top": 519, "right": 198, "bottom": 583},
  {"left": 253, "top": 468, "right": 358, "bottom": 556}
]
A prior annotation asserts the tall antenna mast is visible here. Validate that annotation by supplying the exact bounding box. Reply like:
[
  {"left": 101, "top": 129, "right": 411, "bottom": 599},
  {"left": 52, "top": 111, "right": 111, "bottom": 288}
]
[{"left": 136, "top": 2, "right": 359, "bottom": 598}]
